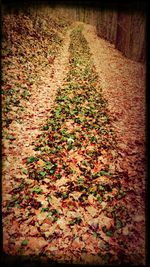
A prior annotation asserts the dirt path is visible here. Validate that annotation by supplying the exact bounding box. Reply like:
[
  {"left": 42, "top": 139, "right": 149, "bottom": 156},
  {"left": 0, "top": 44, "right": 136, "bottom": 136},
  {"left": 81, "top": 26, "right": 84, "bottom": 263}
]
[
  {"left": 83, "top": 23, "right": 146, "bottom": 193},
  {"left": 83, "top": 24, "right": 145, "bottom": 146},
  {"left": 83, "top": 23, "right": 146, "bottom": 264},
  {"left": 2, "top": 28, "right": 71, "bottom": 200}
]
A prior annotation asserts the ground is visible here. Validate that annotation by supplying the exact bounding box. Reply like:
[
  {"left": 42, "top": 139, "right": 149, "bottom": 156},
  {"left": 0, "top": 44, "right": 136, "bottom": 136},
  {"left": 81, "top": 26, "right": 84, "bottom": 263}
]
[{"left": 2, "top": 13, "right": 146, "bottom": 266}]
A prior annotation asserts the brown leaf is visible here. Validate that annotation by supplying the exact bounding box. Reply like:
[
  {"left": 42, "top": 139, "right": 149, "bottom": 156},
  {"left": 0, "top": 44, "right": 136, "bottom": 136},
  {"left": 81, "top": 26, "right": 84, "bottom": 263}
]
[
  {"left": 50, "top": 195, "right": 61, "bottom": 208},
  {"left": 28, "top": 237, "right": 47, "bottom": 250},
  {"left": 43, "top": 217, "right": 52, "bottom": 225},
  {"left": 134, "top": 214, "right": 144, "bottom": 222},
  {"left": 122, "top": 225, "right": 129, "bottom": 235},
  {"left": 29, "top": 225, "right": 39, "bottom": 236}
]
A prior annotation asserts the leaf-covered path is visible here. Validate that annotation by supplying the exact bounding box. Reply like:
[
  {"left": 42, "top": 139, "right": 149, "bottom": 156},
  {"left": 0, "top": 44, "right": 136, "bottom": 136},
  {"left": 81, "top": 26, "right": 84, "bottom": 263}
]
[
  {"left": 82, "top": 23, "right": 146, "bottom": 264},
  {"left": 2, "top": 18, "right": 146, "bottom": 266},
  {"left": 3, "top": 26, "right": 71, "bottom": 180}
]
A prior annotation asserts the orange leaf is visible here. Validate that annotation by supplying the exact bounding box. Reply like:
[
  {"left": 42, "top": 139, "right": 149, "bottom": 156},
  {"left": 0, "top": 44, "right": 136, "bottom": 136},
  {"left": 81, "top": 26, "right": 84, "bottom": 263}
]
[{"left": 37, "top": 159, "right": 45, "bottom": 167}]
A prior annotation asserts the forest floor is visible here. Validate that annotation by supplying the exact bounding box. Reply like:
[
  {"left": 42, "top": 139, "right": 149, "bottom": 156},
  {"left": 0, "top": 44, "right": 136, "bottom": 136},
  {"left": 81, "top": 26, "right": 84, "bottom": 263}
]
[{"left": 2, "top": 13, "right": 146, "bottom": 266}]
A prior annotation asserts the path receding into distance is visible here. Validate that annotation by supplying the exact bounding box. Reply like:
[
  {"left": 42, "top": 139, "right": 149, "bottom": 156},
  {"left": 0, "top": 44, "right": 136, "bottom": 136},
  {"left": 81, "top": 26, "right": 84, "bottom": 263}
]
[
  {"left": 3, "top": 27, "right": 72, "bottom": 193},
  {"left": 3, "top": 22, "right": 146, "bottom": 265},
  {"left": 82, "top": 23, "right": 145, "bottom": 263}
]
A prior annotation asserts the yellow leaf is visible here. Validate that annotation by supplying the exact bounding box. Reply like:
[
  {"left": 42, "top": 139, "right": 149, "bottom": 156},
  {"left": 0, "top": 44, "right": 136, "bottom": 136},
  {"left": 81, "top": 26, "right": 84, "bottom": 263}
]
[
  {"left": 86, "top": 206, "right": 97, "bottom": 217},
  {"left": 37, "top": 212, "right": 48, "bottom": 224},
  {"left": 57, "top": 218, "right": 67, "bottom": 230},
  {"left": 65, "top": 119, "right": 74, "bottom": 127},
  {"left": 56, "top": 177, "right": 68, "bottom": 186},
  {"left": 49, "top": 246, "right": 58, "bottom": 251},
  {"left": 71, "top": 191, "right": 82, "bottom": 200},
  {"left": 88, "top": 194, "right": 95, "bottom": 204},
  {"left": 122, "top": 226, "right": 129, "bottom": 235},
  {"left": 37, "top": 159, "right": 45, "bottom": 167},
  {"left": 51, "top": 195, "right": 61, "bottom": 208}
]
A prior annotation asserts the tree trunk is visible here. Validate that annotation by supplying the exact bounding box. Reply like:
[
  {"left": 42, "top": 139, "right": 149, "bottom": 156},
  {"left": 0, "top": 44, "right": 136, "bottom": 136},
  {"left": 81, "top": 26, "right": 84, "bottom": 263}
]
[{"left": 116, "top": 11, "right": 146, "bottom": 62}]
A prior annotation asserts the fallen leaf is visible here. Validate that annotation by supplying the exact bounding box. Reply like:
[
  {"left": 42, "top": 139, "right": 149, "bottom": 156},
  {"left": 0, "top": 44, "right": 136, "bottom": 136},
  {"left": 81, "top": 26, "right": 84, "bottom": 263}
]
[
  {"left": 86, "top": 206, "right": 97, "bottom": 217},
  {"left": 50, "top": 195, "right": 61, "bottom": 208},
  {"left": 37, "top": 159, "right": 45, "bottom": 167},
  {"left": 37, "top": 212, "right": 48, "bottom": 224},
  {"left": 57, "top": 218, "right": 67, "bottom": 230},
  {"left": 134, "top": 214, "right": 144, "bottom": 222},
  {"left": 122, "top": 225, "right": 129, "bottom": 235},
  {"left": 88, "top": 194, "right": 95, "bottom": 204},
  {"left": 29, "top": 226, "right": 39, "bottom": 236},
  {"left": 28, "top": 237, "right": 47, "bottom": 251},
  {"left": 48, "top": 246, "right": 58, "bottom": 251}
]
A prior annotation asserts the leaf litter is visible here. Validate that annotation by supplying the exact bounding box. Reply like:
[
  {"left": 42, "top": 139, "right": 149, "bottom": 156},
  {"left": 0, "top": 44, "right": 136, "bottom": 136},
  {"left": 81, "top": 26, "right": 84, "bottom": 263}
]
[{"left": 2, "top": 13, "right": 145, "bottom": 266}]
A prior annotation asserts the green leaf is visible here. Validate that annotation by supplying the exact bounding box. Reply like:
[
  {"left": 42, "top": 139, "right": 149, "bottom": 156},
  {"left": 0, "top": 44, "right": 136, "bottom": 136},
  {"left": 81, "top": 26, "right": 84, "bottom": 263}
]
[
  {"left": 41, "top": 207, "right": 49, "bottom": 212},
  {"left": 38, "top": 171, "right": 46, "bottom": 177},
  {"left": 99, "top": 171, "right": 112, "bottom": 176},
  {"left": 32, "top": 187, "right": 43, "bottom": 194},
  {"left": 102, "top": 226, "right": 107, "bottom": 233},
  {"left": 53, "top": 216, "right": 58, "bottom": 222},
  {"left": 44, "top": 162, "right": 53, "bottom": 170},
  {"left": 97, "top": 195, "right": 103, "bottom": 203},
  {"left": 47, "top": 195, "right": 51, "bottom": 202},
  {"left": 20, "top": 106, "right": 26, "bottom": 111},
  {"left": 56, "top": 109, "right": 62, "bottom": 117},
  {"left": 62, "top": 192, "right": 68, "bottom": 199},
  {"left": 23, "top": 169, "right": 28, "bottom": 175},
  {"left": 47, "top": 212, "right": 52, "bottom": 217},
  {"left": 78, "top": 177, "right": 84, "bottom": 183},
  {"left": 67, "top": 137, "right": 74, "bottom": 143},
  {"left": 116, "top": 218, "right": 123, "bottom": 229},
  {"left": 6, "top": 135, "right": 15, "bottom": 140},
  {"left": 98, "top": 185, "right": 105, "bottom": 191},
  {"left": 75, "top": 216, "right": 82, "bottom": 224},
  {"left": 56, "top": 174, "right": 62, "bottom": 179},
  {"left": 93, "top": 232, "right": 97, "bottom": 238},
  {"left": 49, "top": 169, "right": 55, "bottom": 174},
  {"left": 69, "top": 220, "right": 75, "bottom": 225},
  {"left": 91, "top": 136, "right": 97, "bottom": 142},
  {"left": 43, "top": 124, "right": 49, "bottom": 130},
  {"left": 67, "top": 143, "right": 72, "bottom": 150},
  {"left": 106, "top": 230, "right": 113, "bottom": 237},
  {"left": 21, "top": 240, "right": 28, "bottom": 246},
  {"left": 27, "top": 156, "right": 38, "bottom": 163}
]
